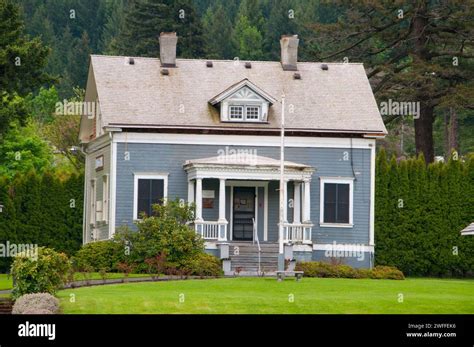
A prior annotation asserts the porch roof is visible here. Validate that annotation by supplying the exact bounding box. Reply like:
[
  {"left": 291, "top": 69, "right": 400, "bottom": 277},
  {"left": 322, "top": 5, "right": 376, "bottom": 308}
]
[
  {"left": 183, "top": 154, "right": 314, "bottom": 181},
  {"left": 461, "top": 222, "right": 474, "bottom": 236}
]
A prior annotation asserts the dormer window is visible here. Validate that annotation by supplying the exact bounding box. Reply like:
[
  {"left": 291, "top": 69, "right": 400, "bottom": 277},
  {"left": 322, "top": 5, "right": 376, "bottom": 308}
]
[
  {"left": 229, "top": 105, "right": 261, "bottom": 121},
  {"left": 209, "top": 79, "right": 276, "bottom": 124},
  {"left": 229, "top": 105, "right": 244, "bottom": 120}
]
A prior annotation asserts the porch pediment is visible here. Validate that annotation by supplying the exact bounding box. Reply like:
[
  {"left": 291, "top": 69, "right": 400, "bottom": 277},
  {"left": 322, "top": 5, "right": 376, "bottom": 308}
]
[{"left": 183, "top": 154, "right": 314, "bottom": 181}]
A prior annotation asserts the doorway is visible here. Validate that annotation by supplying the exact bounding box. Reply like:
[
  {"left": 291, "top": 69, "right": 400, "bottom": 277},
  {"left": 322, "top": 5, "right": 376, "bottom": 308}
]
[{"left": 232, "top": 187, "right": 255, "bottom": 241}]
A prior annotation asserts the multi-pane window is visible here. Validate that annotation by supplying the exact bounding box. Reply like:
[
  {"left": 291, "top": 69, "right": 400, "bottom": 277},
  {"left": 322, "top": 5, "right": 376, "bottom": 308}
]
[
  {"left": 228, "top": 105, "right": 260, "bottom": 121},
  {"left": 322, "top": 182, "right": 352, "bottom": 224},
  {"left": 229, "top": 106, "right": 244, "bottom": 120},
  {"left": 137, "top": 179, "right": 164, "bottom": 218},
  {"left": 245, "top": 106, "right": 260, "bottom": 120}
]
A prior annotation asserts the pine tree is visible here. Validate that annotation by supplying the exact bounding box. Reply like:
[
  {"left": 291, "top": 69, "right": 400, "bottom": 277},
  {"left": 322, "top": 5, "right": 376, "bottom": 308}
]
[
  {"left": 100, "top": 0, "right": 128, "bottom": 54},
  {"left": 232, "top": 15, "right": 264, "bottom": 60},
  {"left": 202, "top": 3, "right": 234, "bottom": 59},
  {"left": 115, "top": 0, "right": 204, "bottom": 58},
  {"left": 309, "top": 1, "right": 474, "bottom": 163},
  {"left": 263, "top": 0, "right": 299, "bottom": 60},
  {"left": 0, "top": 0, "right": 51, "bottom": 135}
]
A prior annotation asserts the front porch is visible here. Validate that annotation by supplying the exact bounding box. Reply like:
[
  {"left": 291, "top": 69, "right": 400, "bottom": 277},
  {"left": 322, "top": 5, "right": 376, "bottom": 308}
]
[{"left": 183, "top": 154, "right": 315, "bottom": 247}]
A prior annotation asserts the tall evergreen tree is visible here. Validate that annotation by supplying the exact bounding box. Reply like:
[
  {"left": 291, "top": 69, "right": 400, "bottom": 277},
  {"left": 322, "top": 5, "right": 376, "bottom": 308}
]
[
  {"left": 308, "top": 1, "right": 474, "bottom": 163},
  {"left": 264, "top": 0, "right": 299, "bottom": 60},
  {"left": 232, "top": 15, "right": 264, "bottom": 60},
  {"left": 0, "top": 0, "right": 51, "bottom": 135},
  {"left": 202, "top": 3, "right": 234, "bottom": 59},
  {"left": 115, "top": 0, "right": 204, "bottom": 58}
]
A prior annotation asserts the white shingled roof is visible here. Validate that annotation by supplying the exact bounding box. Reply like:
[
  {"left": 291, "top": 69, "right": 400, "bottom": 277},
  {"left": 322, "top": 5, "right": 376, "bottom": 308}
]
[{"left": 86, "top": 55, "right": 387, "bottom": 135}]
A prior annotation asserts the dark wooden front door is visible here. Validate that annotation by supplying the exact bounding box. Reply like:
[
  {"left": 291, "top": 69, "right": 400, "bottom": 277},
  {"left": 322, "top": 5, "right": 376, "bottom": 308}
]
[{"left": 233, "top": 187, "right": 255, "bottom": 241}]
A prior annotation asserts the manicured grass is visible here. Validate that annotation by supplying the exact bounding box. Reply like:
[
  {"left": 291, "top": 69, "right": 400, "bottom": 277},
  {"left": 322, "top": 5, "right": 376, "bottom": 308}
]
[
  {"left": 58, "top": 277, "right": 474, "bottom": 314},
  {"left": 0, "top": 274, "right": 12, "bottom": 290}
]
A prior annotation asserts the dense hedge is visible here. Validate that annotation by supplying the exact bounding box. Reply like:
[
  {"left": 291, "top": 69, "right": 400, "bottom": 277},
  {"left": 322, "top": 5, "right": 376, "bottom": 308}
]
[
  {"left": 0, "top": 171, "right": 83, "bottom": 272},
  {"left": 295, "top": 262, "right": 405, "bottom": 280},
  {"left": 375, "top": 149, "right": 474, "bottom": 277}
]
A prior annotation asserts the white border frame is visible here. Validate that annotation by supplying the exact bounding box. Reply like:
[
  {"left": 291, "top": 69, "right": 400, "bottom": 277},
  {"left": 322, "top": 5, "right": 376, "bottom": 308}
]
[
  {"left": 133, "top": 172, "right": 169, "bottom": 220},
  {"left": 319, "top": 177, "right": 354, "bottom": 228}
]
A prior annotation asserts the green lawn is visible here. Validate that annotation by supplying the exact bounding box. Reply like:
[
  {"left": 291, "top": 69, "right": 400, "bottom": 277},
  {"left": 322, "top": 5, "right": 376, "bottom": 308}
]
[
  {"left": 58, "top": 277, "right": 474, "bottom": 314},
  {"left": 0, "top": 274, "right": 12, "bottom": 290}
]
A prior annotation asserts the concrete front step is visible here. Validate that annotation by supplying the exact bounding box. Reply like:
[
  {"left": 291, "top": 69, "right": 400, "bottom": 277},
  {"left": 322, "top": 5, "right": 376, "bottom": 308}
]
[{"left": 224, "top": 242, "right": 279, "bottom": 273}]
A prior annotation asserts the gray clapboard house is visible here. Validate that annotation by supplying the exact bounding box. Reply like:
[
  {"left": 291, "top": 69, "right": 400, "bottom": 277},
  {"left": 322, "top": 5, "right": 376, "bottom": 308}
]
[{"left": 79, "top": 33, "right": 387, "bottom": 273}]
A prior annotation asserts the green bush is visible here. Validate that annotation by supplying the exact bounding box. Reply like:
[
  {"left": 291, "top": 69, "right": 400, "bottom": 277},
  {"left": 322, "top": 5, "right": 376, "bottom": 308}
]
[
  {"left": 114, "top": 199, "right": 205, "bottom": 272},
  {"left": 72, "top": 240, "right": 125, "bottom": 272},
  {"left": 371, "top": 265, "right": 405, "bottom": 280},
  {"left": 295, "top": 261, "right": 405, "bottom": 280},
  {"left": 182, "top": 253, "right": 222, "bottom": 277},
  {"left": 11, "top": 247, "right": 71, "bottom": 299}
]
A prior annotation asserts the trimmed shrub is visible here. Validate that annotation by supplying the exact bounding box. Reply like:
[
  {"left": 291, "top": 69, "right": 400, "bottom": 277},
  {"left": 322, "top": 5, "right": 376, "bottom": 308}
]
[
  {"left": 11, "top": 247, "right": 71, "bottom": 299},
  {"left": 371, "top": 265, "right": 405, "bottom": 280},
  {"left": 72, "top": 240, "right": 124, "bottom": 272},
  {"left": 182, "top": 253, "right": 222, "bottom": 277},
  {"left": 12, "top": 293, "right": 60, "bottom": 314},
  {"left": 295, "top": 261, "right": 405, "bottom": 280}
]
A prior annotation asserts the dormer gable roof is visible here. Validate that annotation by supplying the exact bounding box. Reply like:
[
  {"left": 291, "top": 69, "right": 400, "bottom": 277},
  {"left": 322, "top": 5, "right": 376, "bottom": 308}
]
[{"left": 209, "top": 78, "right": 277, "bottom": 106}]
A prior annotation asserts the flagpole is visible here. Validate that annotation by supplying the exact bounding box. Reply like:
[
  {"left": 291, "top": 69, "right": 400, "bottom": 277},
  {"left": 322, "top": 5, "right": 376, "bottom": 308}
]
[{"left": 279, "top": 94, "right": 286, "bottom": 267}]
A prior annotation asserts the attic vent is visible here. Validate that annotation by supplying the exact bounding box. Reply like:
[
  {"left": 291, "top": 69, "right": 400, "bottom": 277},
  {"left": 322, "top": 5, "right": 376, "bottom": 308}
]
[
  {"left": 206, "top": 61, "right": 213, "bottom": 67},
  {"left": 128, "top": 57, "right": 135, "bottom": 65},
  {"left": 245, "top": 62, "right": 252, "bottom": 69},
  {"left": 321, "top": 64, "right": 329, "bottom": 71},
  {"left": 293, "top": 72, "right": 301, "bottom": 80},
  {"left": 161, "top": 68, "right": 169, "bottom": 76}
]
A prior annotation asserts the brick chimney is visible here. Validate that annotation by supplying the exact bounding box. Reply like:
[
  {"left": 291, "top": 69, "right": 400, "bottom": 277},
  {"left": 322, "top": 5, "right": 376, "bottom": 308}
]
[
  {"left": 159, "top": 32, "right": 177, "bottom": 67},
  {"left": 280, "top": 35, "right": 299, "bottom": 71}
]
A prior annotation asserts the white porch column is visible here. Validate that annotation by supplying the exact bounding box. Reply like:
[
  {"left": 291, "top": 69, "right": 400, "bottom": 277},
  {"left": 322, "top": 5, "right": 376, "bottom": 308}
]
[
  {"left": 283, "top": 179, "right": 288, "bottom": 222},
  {"left": 218, "top": 178, "right": 227, "bottom": 241},
  {"left": 303, "top": 179, "right": 311, "bottom": 222},
  {"left": 293, "top": 181, "right": 301, "bottom": 223},
  {"left": 218, "top": 178, "right": 226, "bottom": 222},
  {"left": 195, "top": 178, "right": 203, "bottom": 221},
  {"left": 187, "top": 180, "right": 194, "bottom": 205}
]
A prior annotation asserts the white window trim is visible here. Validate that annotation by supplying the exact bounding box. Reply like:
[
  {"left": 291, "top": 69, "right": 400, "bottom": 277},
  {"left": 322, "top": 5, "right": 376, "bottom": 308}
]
[
  {"left": 229, "top": 105, "right": 244, "bottom": 120},
  {"left": 227, "top": 104, "right": 262, "bottom": 122},
  {"left": 102, "top": 174, "right": 109, "bottom": 223},
  {"left": 133, "top": 173, "right": 169, "bottom": 221},
  {"left": 319, "top": 177, "right": 354, "bottom": 228},
  {"left": 244, "top": 105, "right": 260, "bottom": 121},
  {"left": 89, "top": 179, "right": 97, "bottom": 226}
]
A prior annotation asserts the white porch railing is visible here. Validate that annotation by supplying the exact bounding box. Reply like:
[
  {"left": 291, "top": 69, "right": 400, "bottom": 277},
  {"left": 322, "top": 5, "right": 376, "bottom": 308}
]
[
  {"left": 283, "top": 223, "right": 313, "bottom": 243},
  {"left": 195, "top": 220, "right": 228, "bottom": 241}
]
